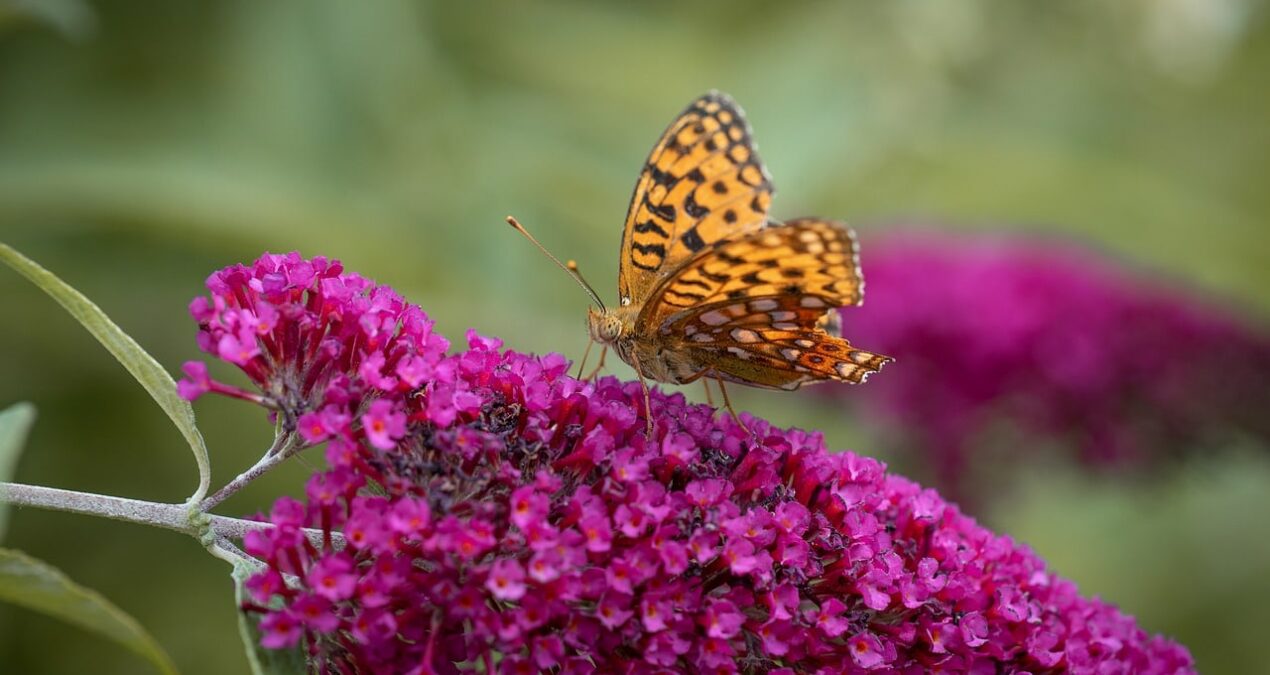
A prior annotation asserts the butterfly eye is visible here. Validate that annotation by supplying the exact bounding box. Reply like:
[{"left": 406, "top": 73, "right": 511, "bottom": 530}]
[
  {"left": 587, "top": 311, "right": 623, "bottom": 344},
  {"left": 602, "top": 317, "right": 623, "bottom": 341}
]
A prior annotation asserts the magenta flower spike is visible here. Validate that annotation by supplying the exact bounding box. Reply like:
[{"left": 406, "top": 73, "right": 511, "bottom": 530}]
[
  {"left": 827, "top": 230, "right": 1270, "bottom": 496},
  {"left": 183, "top": 252, "right": 1194, "bottom": 674}
]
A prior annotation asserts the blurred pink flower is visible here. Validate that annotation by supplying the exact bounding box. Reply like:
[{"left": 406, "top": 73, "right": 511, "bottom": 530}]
[{"left": 830, "top": 230, "right": 1270, "bottom": 496}]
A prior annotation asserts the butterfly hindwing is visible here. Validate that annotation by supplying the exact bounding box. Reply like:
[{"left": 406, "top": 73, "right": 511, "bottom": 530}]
[
  {"left": 691, "top": 334, "right": 890, "bottom": 389},
  {"left": 662, "top": 296, "right": 891, "bottom": 389},
  {"left": 618, "top": 92, "right": 773, "bottom": 307}
]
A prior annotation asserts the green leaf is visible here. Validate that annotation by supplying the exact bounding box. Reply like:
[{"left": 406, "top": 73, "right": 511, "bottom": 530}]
[
  {"left": 0, "top": 547, "right": 178, "bottom": 675},
  {"left": 233, "top": 561, "right": 307, "bottom": 675},
  {"left": 0, "top": 243, "right": 210, "bottom": 503},
  {"left": 0, "top": 402, "right": 37, "bottom": 542}
]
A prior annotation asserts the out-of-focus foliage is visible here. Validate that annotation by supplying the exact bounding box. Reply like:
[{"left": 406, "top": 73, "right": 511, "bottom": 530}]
[
  {"left": 0, "top": 548, "right": 178, "bottom": 675},
  {"left": 0, "top": 402, "right": 36, "bottom": 540},
  {"left": 0, "top": 243, "right": 209, "bottom": 498},
  {"left": 0, "top": 1, "right": 1266, "bottom": 673}
]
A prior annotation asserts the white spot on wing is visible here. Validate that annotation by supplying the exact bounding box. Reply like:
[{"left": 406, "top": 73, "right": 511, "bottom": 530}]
[
  {"left": 794, "top": 339, "right": 814, "bottom": 348},
  {"left": 799, "top": 297, "right": 826, "bottom": 308},
  {"left": 780, "top": 348, "right": 801, "bottom": 360},
  {"left": 771, "top": 311, "right": 795, "bottom": 321},
  {"left": 772, "top": 322, "right": 798, "bottom": 330},
  {"left": 730, "top": 329, "right": 760, "bottom": 343},
  {"left": 691, "top": 333, "right": 713, "bottom": 342},
  {"left": 750, "top": 298, "right": 778, "bottom": 311},
  {"left": 700, "top": 310, "right": 729, "bottom": 326}
]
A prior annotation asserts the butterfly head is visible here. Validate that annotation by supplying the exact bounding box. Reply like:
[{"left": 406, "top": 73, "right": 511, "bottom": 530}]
[{"left": 587, "top": 307, "right": 623, "bottom": 345}]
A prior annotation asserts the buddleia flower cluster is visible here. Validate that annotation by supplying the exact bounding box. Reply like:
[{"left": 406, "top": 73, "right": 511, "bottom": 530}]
[
  {"left": 830, "top": 230, "right": 1270, "bottom": 496},
  {"left": 180, "top": 252, "right": 1195, "bottom": 674}
]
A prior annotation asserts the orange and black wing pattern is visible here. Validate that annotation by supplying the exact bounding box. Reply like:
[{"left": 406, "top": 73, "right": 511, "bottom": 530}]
[
  {"left": 645, "top": 218, "right": 864, "bottom": 325},
  {"left": 617, "top": 92, "right": 773, "bottom": 307},
  {"left": 651, "top": 219, "right": 890, "bottom": 389}
]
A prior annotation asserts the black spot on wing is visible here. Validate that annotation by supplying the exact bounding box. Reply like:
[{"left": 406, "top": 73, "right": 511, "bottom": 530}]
[
  {"left": 648, "top": 165, "right": 674, "bottom": 188},
  {"left": 631, "top": 242, "right": 666, "bottom": 271},
  {"left": 633, "top": 242, "right": 666, "bottom": 256},
  {"left": 684, "top": 193, "right": 709, "bottom": 219},
  {"left": 681, "top": 227, "right": 706, "bottom": 253},
  {"left": 675, "top": 277, "right": 711, "bottom": 291},
  {"left": 634, "top": 220, "right": 669, "bottom": 237},
  {"left": 664, "top": 290, "right": 705, "bottom": 305},
  {"left": 648, "top": 201, "right": 676, "bottom": 222}
]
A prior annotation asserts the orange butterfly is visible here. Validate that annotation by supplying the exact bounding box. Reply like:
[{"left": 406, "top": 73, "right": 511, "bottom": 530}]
[{"left": 511, "top": 91, "right": 890, "bottom": 421}]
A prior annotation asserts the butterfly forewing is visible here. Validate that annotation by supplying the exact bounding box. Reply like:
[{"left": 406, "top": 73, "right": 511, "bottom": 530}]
[
  {"left": 644, "top": 218, "right": 864, "bottom": 326},
  {"left": 618, "top": 92, "right": 773, "bottom": 307}
]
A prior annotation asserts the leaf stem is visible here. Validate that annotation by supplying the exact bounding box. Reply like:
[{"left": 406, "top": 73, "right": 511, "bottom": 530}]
[{"left": 0, "top": 481, "right": 338, "bottom": 550}]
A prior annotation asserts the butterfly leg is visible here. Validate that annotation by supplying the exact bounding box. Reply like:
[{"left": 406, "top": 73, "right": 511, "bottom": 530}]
[
  {"left": 716, "top": 378, "right": 751, "bottom": 436},
  {"left": 682, "top": 370, "right": 751, "bottom": 437},
  {"left": 575, "top": 339, "right": 595, "bottom": 380},
  {"left": 702, "top": 378, "right": 715, "bottom": 407},
  {"left": 629, "top": 350, "right": 656, "bottom": 437},
  {"left": 584, "top": 345, "right": 609, "bottom": 381}
]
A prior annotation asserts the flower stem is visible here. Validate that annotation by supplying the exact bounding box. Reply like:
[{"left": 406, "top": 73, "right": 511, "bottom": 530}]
[
  {"left": 210, "top": 538, "right": 262, "bottom": 568},
  {"left": 199, "top": 432, "right": 297, "bottom": 512}
]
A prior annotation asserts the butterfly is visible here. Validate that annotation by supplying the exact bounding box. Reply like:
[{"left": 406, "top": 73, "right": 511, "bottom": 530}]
[{"left": 510, "top": 91, "right": 890, "bottom": 419}]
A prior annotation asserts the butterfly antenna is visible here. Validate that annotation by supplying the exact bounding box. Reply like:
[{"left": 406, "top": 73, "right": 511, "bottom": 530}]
[{"left": 505, "top": 215, "right": 606, "bottom": 310}]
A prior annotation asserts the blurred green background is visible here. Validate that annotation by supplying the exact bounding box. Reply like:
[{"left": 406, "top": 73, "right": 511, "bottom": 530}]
[{"left": 1, "top": 1, "right": 1268, "bottom": 673}]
